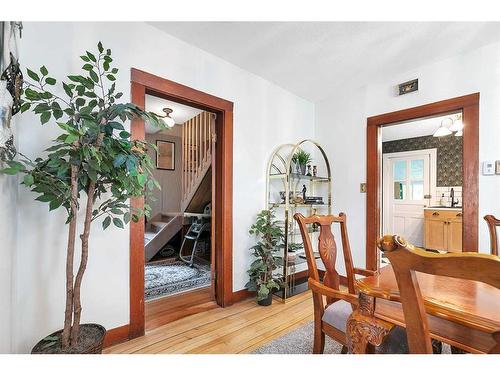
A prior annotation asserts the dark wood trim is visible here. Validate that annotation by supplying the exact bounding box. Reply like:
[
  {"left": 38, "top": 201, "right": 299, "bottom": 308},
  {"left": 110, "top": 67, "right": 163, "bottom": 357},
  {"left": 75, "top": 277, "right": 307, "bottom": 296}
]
[
  {"left": 103, "top": 324, "right": 130, "bottom": 348},
  {"left": 232, "top": 289, "right": 256, "bottom": 303},
  {"left": 129, "top": 81, "right": 146, "bottom": 339},
  {"left": 129, "top": 68, "right": 234, "bottom": 340},
  {"left": 366, "top": 93, "right": 480, "bottom": 270}
]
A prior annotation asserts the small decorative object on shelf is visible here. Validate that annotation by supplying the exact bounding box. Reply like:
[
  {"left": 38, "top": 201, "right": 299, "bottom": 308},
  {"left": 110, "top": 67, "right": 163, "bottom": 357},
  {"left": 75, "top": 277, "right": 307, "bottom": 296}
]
[
  {"left": 266, "top": 139, "right": 332, "bottom": 302},
  {"left": 306, "top": 164, "right": 312, "bottom": 176}
]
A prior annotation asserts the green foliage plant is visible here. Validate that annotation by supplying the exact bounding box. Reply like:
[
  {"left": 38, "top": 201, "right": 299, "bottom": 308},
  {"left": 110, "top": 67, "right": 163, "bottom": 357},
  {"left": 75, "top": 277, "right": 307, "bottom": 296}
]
[
  {"left": 0, "top": 42, "right": 167, "bottom": 350},
  {"left": 245, "top": 209, "right": 283, "bottom": 302}
]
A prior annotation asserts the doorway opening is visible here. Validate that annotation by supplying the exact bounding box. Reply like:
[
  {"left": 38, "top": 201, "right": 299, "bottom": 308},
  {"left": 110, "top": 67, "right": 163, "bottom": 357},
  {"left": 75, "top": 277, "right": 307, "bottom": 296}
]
[
  {"left": 366, "top": 93, "right": 479, "bottom": 271},
  {"left": 144, "top": 95, "right": 215, "bottom": 301},
  {"left": 380, "top": 112, "right": 463, "bottom": 267},
  {"left": 129, "top": 69, "right": 233, "bottom": 340}
]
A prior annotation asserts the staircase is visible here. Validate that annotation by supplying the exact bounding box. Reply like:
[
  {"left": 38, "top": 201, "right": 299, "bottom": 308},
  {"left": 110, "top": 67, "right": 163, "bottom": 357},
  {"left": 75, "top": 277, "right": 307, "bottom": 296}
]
[
  {"left": 181, "top": 111, "right": 214, "bottom": 213},
  {"left": 144, "top": 213, "right": 183, "bottom": 262}
]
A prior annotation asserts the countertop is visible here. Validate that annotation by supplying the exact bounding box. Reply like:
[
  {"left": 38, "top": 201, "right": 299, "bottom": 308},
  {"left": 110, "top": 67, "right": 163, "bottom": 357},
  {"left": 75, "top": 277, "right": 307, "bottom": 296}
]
[{"left": 424, "top": 206, "right": 462, "bottom": 211}]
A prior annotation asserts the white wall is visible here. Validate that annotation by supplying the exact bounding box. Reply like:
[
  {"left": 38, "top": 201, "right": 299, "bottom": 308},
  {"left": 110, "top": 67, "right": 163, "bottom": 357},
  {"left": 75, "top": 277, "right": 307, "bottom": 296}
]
[
  {"left": 316, "top": 41, "right": 500, "bottom": 271},
  {"left": 0, "top": 134, "right": 17, "bottom": 354},
  {"left": 11, "top": 22, "right": 314, "bottom": 353}
]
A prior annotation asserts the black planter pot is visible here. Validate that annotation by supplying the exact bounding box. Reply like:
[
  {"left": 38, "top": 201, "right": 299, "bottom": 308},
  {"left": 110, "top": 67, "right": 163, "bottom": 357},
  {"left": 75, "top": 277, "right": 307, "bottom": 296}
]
[
  {"left": 257, "top": 293, "right": 273, "bottom": 306},
  {"left": 31, "top": 323, "right": 106, "bottom": 354}
]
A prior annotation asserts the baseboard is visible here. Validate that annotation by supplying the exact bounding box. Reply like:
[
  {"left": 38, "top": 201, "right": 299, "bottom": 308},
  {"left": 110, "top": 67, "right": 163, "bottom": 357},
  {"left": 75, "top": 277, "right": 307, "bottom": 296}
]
[
  {"left": 103, "top": 324, "right": 130, "bottom": 348},
  {"left": 232, "top": 288, "right": 256, "bottom": 303}
]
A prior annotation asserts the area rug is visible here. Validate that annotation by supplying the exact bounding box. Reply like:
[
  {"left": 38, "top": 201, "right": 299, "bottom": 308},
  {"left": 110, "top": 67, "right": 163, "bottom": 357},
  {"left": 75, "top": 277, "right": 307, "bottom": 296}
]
[
  {"left": 252, "top": 321, "right": 452, "bottom": 354},
  {"left": 145, "top": 260, "right": 211, "bottom": 301}
]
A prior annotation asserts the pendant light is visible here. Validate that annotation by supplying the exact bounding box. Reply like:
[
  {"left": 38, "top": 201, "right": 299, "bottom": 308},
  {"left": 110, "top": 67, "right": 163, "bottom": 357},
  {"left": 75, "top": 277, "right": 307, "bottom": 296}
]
[
  {"left": 449, "top": 114, "right": 463, "bottom": 132},
  {"left": 433, "top": 117, "right": 453, "bottom": 137},
  {"left": 159, "top": 108, "right": 175, "bottom": 128}
]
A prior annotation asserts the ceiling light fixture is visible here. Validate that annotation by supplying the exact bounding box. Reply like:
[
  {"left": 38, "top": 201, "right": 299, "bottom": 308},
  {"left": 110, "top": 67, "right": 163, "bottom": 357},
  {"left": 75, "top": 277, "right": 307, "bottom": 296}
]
[
  {"left": 158, "top": 108, "right": 175, "bottom": 128},
  {"left": 433, "top": 117, "right": 453, "bottom": 137},
  {"left": 449, "top": 114, "right": 463, "bottom": 132}
]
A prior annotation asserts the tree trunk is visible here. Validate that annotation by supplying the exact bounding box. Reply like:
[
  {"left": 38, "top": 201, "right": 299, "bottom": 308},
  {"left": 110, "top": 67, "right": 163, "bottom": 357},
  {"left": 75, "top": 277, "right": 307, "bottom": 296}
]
[
  {"left": 70, "top": 131, "right": 105, "bottom": 347},
  {"left": 61, "top": 164, "right": 79, "bottom": 350}
]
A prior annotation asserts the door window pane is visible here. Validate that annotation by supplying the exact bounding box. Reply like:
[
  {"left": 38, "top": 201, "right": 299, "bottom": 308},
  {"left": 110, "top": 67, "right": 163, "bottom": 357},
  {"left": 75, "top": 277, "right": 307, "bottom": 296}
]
[
  {"left": 393, "top": 160, "right": 406, "bottom": 181},
  {"left": 393, "top": 182, "right": 406, "bottom": 200},
  {"left": 410, "top": 159, "right": 424, "bottom": 180},
  {"left": 411, "top": 180, "right": 424, "bottom": 200}
]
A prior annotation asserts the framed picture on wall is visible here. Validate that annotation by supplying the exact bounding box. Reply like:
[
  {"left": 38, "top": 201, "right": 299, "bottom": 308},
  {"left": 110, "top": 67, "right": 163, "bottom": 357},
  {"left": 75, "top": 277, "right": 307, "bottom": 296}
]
[{"left": 156, "top": 140, "right": 175, "bottom": 170}]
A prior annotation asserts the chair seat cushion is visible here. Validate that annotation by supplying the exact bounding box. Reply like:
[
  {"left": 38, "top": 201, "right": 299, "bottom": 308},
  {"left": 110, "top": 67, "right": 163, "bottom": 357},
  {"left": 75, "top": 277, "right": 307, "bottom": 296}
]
[{"left": 321, "top": 299, "right": 353, "bottom": 332}]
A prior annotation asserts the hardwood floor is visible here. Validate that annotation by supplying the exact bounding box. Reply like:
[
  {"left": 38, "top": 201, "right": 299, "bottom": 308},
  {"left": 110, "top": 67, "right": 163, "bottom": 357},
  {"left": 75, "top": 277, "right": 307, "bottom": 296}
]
[
  {"left": 145, "top": 287, "right": 218, "bottom": 331},
  {"left": 104, "top": 291, "right": 314, "bottom": 354}
]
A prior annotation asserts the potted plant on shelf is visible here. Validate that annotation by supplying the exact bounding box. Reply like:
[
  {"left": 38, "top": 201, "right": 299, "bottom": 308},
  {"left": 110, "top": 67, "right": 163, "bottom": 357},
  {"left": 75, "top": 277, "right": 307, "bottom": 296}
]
[
  {"left": 245, "top": 209, "right": 284, "bottom": 306},
  {"left": 0, "top": 42, "right": 167, "bottom": 354},
  {"left": 292, "top": 149, "right": 312, "bottom": 175}
]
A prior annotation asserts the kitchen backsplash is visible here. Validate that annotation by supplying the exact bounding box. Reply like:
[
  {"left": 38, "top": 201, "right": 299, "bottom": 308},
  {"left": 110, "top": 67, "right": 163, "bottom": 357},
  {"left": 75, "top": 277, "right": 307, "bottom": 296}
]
[
  {"left": 432, "top": 186, "right": 462, "bottom": 207},
  {"left": 382, "top": 134, "right": 463, "bottom": 186}
]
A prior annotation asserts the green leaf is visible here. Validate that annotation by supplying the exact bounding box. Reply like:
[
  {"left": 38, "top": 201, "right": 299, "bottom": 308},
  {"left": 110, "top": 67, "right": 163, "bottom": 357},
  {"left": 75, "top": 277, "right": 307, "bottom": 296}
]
[
  {"left": 26, "top": 68, "right": 40, "bottom": 82},
  {"left": 109, "top": 121, "right": 124, "bottom": 130},
  {"left": 123, "top": 212, "right": 131, "bottom": 224},
  {"left": 40, "top": 65, "right": 48, "bottom": 76},
  {"left": 0, "top": 167, "right": 19, "bottom": 175},
  {"left": 23, "top": 174, "right": 34, "bottom": 186},
  {"left": 119, "top": 131, "right": 130, "bottom": 139},
  {"left": 113, "top": 154, "right": 127, "bottom": 168},
  {"left": 86, "top": 51, "right": 97, "bottom": 62},
  {"left": 20, "top": 102, "right": 31, "bottom": 113},
  {"left": 45, "top": 77, "right": 56, "bottom": 85},
  {"left": 89, "top": 70, "right": 99, "bottom": 83},
  {"left": 80, "top": 55, "right": 90, "bottom": 62},
  {"left": 49, "top": 199, "right": 62, "bottom": 211},
  {"left": 106, "top": 74, "right": 116, "bottom": 81},
  {"left": 102, "top": 216, "right": 111, "bottom": 230},
  {"left": 82, "top": 64, "right": 93, "bottom": 71},
  {"left": 113, "top": 217, "right": 124, "bottom": 229},
  {"left": 64, "top": 134, "right": 79, "bottom": 144},
  {"left": 62, "top": 82, "right": 73, "bottom": 97},
  {"left": 40, "top": 112, "right": 51, "bottom": 125},
  {"left": 97, "top": 42, "right": 104, "bottom": 53}
]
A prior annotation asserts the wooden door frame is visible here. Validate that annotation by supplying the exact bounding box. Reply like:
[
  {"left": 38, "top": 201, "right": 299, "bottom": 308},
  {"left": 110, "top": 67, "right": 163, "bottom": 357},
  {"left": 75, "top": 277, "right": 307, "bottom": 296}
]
[
  {"left": 366, "top": 93, "right": 479, "bottom": 270},
  {"left": 129, "top": 68, "right": 233, "bottom": 339}
]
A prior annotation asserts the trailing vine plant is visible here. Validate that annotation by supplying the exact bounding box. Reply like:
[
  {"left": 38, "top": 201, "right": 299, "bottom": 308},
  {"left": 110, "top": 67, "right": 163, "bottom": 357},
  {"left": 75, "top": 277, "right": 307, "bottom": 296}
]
[{"left": 0, "top": 42, "right": 167, "bottom": 350}]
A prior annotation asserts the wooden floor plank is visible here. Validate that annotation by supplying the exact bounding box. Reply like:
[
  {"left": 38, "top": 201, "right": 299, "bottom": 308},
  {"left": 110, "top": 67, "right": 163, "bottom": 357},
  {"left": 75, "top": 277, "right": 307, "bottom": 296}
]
[{"left": 105, "top": 291, "right": 314, "bottom": 354}]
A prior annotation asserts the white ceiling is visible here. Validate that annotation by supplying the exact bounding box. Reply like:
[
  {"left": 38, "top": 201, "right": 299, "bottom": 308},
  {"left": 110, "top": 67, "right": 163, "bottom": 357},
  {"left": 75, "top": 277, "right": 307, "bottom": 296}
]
[
  {"left": 150, "top": 22, "right": 500, "bottom": 102},
  {"left": 144, "top": 95, "right": 202, "bottom": 134},
  {"left": 381, "top": 112, "right": 461, "bottom": 142}
]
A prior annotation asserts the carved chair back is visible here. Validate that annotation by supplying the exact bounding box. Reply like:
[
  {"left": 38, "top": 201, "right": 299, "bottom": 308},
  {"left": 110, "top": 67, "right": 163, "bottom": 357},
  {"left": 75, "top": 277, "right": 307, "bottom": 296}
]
[
  {"left": 294, "top": 213, "right": 356, "bottom": 304},
  {"left": 378, "top": 235, "right": 500, "bottom": 353},
  {"left": 484, "top": 215, "right": 500, "bottom": 256}
]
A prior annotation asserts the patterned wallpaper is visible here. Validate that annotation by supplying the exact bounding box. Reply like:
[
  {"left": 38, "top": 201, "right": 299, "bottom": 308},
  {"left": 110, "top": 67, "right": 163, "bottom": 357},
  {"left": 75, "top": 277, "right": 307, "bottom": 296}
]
[{"left": 382, "top": 135, "right": 463, "bottom": 186}]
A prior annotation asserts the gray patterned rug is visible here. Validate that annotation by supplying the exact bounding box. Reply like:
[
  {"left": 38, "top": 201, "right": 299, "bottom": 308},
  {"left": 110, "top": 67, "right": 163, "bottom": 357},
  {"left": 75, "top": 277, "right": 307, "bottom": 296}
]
[
  {"left": 252, "top": 321, "right": 452, "bottom": 354},
  {"left": 145, "top": 260, "right": 211, "bottom": 301}
]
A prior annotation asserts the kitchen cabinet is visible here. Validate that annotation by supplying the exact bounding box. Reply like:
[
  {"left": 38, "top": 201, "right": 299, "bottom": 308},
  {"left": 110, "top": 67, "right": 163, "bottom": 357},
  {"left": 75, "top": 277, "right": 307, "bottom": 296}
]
[{"left": 424, "top": 209, "right": 462, "bottom": 252}]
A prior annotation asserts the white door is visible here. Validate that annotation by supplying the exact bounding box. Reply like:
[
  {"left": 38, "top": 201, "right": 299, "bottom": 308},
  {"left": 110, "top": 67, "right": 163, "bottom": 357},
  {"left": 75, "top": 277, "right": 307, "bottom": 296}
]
[{"left": 383, "top": 150, "right": 435, "bottom": 248}]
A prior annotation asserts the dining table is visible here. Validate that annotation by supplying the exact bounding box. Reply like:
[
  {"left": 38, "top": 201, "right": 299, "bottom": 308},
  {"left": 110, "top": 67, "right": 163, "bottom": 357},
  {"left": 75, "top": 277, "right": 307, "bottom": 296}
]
[{"left": 346, "top": 265, "right": 500, "bottom": 354}]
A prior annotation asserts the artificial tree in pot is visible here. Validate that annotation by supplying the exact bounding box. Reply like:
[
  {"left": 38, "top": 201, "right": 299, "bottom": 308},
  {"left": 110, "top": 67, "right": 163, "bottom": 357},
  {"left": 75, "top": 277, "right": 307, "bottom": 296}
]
[
  {"left": 245, "top": 209, "right": 283, "bottom": 306},
  {"left": 0, "top": 42, "right": 167, "bottom": 353}
]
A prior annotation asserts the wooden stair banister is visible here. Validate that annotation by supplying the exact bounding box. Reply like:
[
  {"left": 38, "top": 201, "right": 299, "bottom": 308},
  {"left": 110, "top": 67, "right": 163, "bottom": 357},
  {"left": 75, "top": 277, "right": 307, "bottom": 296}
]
[{"left": 182, "top": 111, "right": 214, "bottom": 212}]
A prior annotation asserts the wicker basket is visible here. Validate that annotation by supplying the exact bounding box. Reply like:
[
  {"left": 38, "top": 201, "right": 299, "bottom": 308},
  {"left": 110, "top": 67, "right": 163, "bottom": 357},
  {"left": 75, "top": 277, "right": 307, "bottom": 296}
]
[{"left": 31, "top": 323, "right": 106, "bottom": 354}]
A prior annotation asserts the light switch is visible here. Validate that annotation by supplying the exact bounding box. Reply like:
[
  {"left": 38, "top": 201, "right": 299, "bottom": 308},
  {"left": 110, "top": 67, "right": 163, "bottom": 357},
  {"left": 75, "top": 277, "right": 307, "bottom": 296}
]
[
  {"left": 496, "top": 160, "right": 500, "bottom": 175},
  {"left": 360, "top": 183, "right": 367, "bottom": 193},
  {"left": 483, "top": 161, "right": 495, "bottom": 175}
]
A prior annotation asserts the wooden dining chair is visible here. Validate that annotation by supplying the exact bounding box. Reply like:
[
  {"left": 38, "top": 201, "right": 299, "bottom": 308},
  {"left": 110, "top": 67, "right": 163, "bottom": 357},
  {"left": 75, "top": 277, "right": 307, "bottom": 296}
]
[
  {"left": 378, "top": 234, "right": 500, "bottom": 354},
  {"left": 484, "top": 215, "right": 500, "bottom": 256},
  {"left": 294, "top": 213, "right": 408, "bottom": 354}
]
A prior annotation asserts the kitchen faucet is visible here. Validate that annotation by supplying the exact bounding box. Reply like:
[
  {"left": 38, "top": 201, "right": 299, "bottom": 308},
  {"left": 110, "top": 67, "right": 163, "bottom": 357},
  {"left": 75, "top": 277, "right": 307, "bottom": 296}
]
[{"left": 450, "top": 188, "right": 459, "bottom": 208}]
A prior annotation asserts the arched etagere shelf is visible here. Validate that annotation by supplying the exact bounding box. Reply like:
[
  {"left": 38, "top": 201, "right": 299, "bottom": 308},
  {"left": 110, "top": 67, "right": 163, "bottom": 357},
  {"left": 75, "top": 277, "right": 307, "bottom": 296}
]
[{"left": 266, "top": 139, "right": 332, "bottom": 302}]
